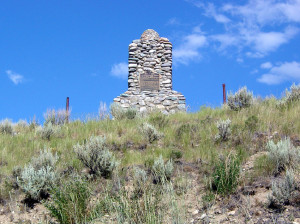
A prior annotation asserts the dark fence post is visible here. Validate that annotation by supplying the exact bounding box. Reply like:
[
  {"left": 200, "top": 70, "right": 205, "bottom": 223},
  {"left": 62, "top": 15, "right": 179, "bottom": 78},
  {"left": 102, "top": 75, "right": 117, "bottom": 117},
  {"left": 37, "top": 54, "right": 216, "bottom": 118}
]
[
  {"left": 222, "top": 84, "right": 226, "bottom": 104},
  {"left": 66, "top": 97, "right": 69, "bottom": 123}
]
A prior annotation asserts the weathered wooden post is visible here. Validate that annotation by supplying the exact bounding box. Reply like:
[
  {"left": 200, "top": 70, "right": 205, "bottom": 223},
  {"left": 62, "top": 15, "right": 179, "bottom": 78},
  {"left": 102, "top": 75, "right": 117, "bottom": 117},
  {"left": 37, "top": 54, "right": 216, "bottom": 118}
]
[
  {"left": 222, "top": 84, "right": 226, "bottom": 104},
  {"left": 66, "top": 97, "right": 69, "bottom": 123}
]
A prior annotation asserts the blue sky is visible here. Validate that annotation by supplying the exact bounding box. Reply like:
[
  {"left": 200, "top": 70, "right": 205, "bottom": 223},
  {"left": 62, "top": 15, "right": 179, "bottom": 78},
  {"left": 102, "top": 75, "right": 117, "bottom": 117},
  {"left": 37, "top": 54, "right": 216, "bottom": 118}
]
[{"left": 1, "top": 0, "right": 300, "bottom": 122}]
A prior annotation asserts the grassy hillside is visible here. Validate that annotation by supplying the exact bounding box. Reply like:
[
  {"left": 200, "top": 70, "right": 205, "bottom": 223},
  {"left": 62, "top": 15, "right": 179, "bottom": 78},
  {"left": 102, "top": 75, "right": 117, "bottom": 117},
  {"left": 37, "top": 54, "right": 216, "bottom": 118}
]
[{"left": 0, "top": 86, "right": 300, "bottom": 223}]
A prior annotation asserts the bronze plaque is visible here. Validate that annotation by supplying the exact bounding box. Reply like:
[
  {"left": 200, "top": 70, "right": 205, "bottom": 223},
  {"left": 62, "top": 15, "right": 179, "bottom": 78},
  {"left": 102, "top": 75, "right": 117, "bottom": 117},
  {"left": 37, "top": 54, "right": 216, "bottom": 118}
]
[{"left": 140, "top": 71, "right": 159, "bottom": 91}]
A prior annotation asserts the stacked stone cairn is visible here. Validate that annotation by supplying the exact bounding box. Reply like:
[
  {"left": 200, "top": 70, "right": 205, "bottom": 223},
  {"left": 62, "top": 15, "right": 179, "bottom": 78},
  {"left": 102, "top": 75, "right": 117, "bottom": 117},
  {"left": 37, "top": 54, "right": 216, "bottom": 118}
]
[{"left": 113, "top": 29, "right": 186, "bottom": 114}]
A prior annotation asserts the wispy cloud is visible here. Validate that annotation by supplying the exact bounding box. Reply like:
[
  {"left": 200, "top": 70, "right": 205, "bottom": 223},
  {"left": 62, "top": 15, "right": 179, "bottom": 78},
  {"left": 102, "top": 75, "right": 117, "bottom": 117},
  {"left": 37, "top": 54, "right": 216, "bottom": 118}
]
[
  {"left": 260, "top": 62, "right": 273, "bottom": 69},
  {"left": 166, "top": 17, "right": 181, "bottom": 25},
  {"left": 173, "top": 33, "right": 207, "bottom": 65},
  {"left": 258, "top": 61, "right": 300, "bottom": 85},
  {"left": 187, "top": 0, "right": 300, "bottom": 58},
  {"left": 6, "top": 70, "right": 24, "bottom": 85},
  {"left": 110, "top": 62, "right": 128, "bottom": 79},
  {"left": 199, "top": 2, "right": 231, "bottom": 23}
]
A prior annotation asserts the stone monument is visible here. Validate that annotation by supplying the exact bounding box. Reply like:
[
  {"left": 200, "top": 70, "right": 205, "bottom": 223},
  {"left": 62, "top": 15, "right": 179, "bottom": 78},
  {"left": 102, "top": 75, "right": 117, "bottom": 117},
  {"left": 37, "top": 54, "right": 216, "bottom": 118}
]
[{"left": 113, "top": 29, "right": 186, "bottom": 114}]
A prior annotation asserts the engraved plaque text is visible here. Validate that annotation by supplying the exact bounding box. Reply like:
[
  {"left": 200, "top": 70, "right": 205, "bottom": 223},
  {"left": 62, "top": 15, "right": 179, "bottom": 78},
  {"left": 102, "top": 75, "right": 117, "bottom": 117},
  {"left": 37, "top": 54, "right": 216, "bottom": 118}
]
[{"left": 140, "top": 71, "right": 159, "bottom": 91}]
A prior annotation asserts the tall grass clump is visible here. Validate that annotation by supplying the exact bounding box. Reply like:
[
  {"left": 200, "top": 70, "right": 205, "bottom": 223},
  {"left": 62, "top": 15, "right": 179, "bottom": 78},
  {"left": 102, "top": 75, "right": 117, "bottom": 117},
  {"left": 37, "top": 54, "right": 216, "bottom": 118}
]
[
  {"left": 74, "top": 136, "right": 118, "bottom": 178},
  {"left": 227, "top": 86, "right": 253, "bottom": 111},
  {"left": 98, "top": 101, "right": 109, "bottom": 120},
  {"left": 110, "top": 102, "right": 138, "bottom": 120},
  {"left": 267, "top": 138, "right": 300, "bottom": 173},
  {"left": 148, "top": 111, "right": 169, "bottom": 129},
  {"left": 277, "top": 83, "right": 300, "bottom": 108},
  {"left": 215, "top": 119, "right": 231, "bottom": 142},
  {"left": 36, "top": 123, "right": 61, "bottom": 140},
  {"left": 140, "top": 122, "right": 163, "bottom": 144},
  {"left": 268, "top": 170, "right": 297, "bottom": 208},
  {"left": 211, "top": 153, "right": 241, "bottom": 195},
  {"left": 45, "top": 176, "right": 96, "bottom": 224},
  {"left": 17, "top": 148, "right": 58, "bottom": 201},
  {"left": 0, "top": 119, "right": 13, "bottom": 135},
  {"left": 44, "top": 108, "right": 70, "bottom": 125}
]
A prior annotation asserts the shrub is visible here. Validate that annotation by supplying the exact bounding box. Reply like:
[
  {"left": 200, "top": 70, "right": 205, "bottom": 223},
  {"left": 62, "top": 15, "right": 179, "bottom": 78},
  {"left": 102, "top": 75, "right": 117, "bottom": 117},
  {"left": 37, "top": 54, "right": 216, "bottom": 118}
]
[
  {"left": 211, "top": 153, "right": 240, "bottom": 195},
  {"left": 268, "top": 170, "right": 297, "bottom": 208},
  {"left": 267, "top": 138, "right": 300, "bottom": 174},
  {"left": 152, "top": 155, "right": 173, "bottom": 182},
  {"left": 0, "top": 119, "right": 13, "bottom": 135},
  {"left": 74, "top": 136, "right": 118, "bottom": 178},
  {"left": 140, "top": 122, "right": 163, "bottom": 143},
  {"left": 44, "top": 108, "right": 70, "bottom": 125},
  {"left": 17, "top": 149, "right": 58, "bottom": 200},
  {"left": 17, "top": 165, "right": 57, "bottom": 200},
  {"left": 277, "top": 83, "right": 300, "bottom": 108},
  {"left": 36, "top": 123, "right": 61, "bottom": 140},
  {"left": 215, "top": 119, "right": 231, "bottom": 141},
  {"left": 45, "top": 176, "right": 95, "bottom": 224},
  {"left": 227, "top": 86, "right": 253, "bottom": 111},
  {"left": 133, "top": 167, "right": 148, "bottom": 185},
  {"left": 110, "top": 102, "right": 138, "bottom": 120},
  {"left": 31, "top": 148, "right": 59, "bottom": 170},
  {"left": 14, "top": 120, "right": 29, "bottom": 133}
]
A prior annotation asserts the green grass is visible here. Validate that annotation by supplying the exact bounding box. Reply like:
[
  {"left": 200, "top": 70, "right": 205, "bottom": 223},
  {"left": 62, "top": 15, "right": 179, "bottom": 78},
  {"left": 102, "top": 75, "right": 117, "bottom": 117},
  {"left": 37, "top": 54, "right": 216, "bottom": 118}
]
[{"left": 1, "top": 96, "right": 300, "bottom": 223}]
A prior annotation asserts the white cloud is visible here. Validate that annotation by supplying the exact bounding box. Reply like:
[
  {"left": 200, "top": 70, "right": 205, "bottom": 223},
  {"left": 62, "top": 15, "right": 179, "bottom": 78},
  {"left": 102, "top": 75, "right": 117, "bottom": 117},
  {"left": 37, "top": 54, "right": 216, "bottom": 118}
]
[
  {"left": 6, "top": 70, "right": 24, "bottom": 85},
  {"left": 110, "top": 62, "right": 128, "bottom": 79},
  {"left": 261, "top": 62, "right": 273, "bottom": 69},
  {"left": 202, "top": 3, "right": 231, "bottom": 23},
  {"left": 173, "top": 33, "right": 207, "bottom": 65},
  {"left": 167, "top": 17, "right": 181, "bottom": 25},
  {"left": 188, "top": 1, "right": 300, "bottom": 58},
  {"left": 250, "top": 26, "right": 299, "bottom": 55},
  {"left": 258, "top": 61, "right": 300, "bottom": 84},
  {"left": 211, "top": 34, "right": 239, "bottom": 50},
  {"left": 223, "top": 0, "right": 300, "bottom": 25}
]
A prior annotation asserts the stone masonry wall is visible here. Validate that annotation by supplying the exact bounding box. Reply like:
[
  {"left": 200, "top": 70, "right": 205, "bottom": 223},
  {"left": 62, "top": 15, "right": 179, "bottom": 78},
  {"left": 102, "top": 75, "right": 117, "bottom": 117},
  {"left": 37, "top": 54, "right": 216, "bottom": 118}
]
[{"left": 114, "top": 29, "right": 186, "bottom": 115}]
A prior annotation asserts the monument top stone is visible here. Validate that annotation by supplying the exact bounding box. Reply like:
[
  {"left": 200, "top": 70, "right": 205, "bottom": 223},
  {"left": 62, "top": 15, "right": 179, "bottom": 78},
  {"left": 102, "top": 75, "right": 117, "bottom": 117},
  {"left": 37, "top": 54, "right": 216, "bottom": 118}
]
[{"left": 140, "top": 29, "right": 160, "bottom": 41}]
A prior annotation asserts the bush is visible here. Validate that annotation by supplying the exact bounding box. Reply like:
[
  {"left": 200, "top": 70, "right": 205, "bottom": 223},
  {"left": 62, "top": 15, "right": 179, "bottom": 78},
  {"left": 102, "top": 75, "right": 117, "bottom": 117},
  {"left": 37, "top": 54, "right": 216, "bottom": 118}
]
[
  {"left": 133, "top": 167, "right": 148, "bottom": 185},
  {"left": 227, "top": 86, "right": 253, "bottom": 111},
  {"left": 74, "top": 136, "right": 118, "bottom": 178},
  {"left": 277, "top": 83, "right": 300, "bottom": 108},
  {"left": 152, "top": 155, "right": 173, "bottom": 182},
  {"left": 36, "top": 123, "right": 61, "bottom": 140},
  {"left": 31, "top": 148, "right": 59, "bottom": 170},
  {"left": 17, "top": 165, "right": 57, "bottom": 200},
  {"left": 44, "top": 108, "right": 70, "bottom": 125},
  {"left": 0, "top": 119, "right": 13, "bottom": 135},
  {"left": 110, "top": 103, "right": 138, "bottom": 120},
  {"left": 17, "top": 149, "right": 58, "bottom": 200},
  {"left": 215, "top": 119, "right": 231, "bottom": 142},
  {"left": 140, "top": 122, "right": 163, "bottom": 143},
  {"left": 268, "top": 170, "right": 297, "bottom": 208},
  {"left": 267, "top": 138, "right": 300, "bottom": 174},
  {"left": 14, "top": 120, "right": 29, "bottom": 133},
  {"left": 45, "top": 176, "right": 95, "bottom": 224},
  {"left": 211, "top": 153, "right": 240, "bottom": 195}
]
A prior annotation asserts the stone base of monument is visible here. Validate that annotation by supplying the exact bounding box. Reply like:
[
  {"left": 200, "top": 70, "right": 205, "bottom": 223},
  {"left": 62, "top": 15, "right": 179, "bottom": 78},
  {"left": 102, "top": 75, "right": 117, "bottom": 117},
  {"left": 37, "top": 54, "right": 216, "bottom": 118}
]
[
  {"left": 113, "top": 29, "right": 186, "bottom": 115},
  {"left": 114, "top": 90, "right": 186, "bottom": 114}
]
